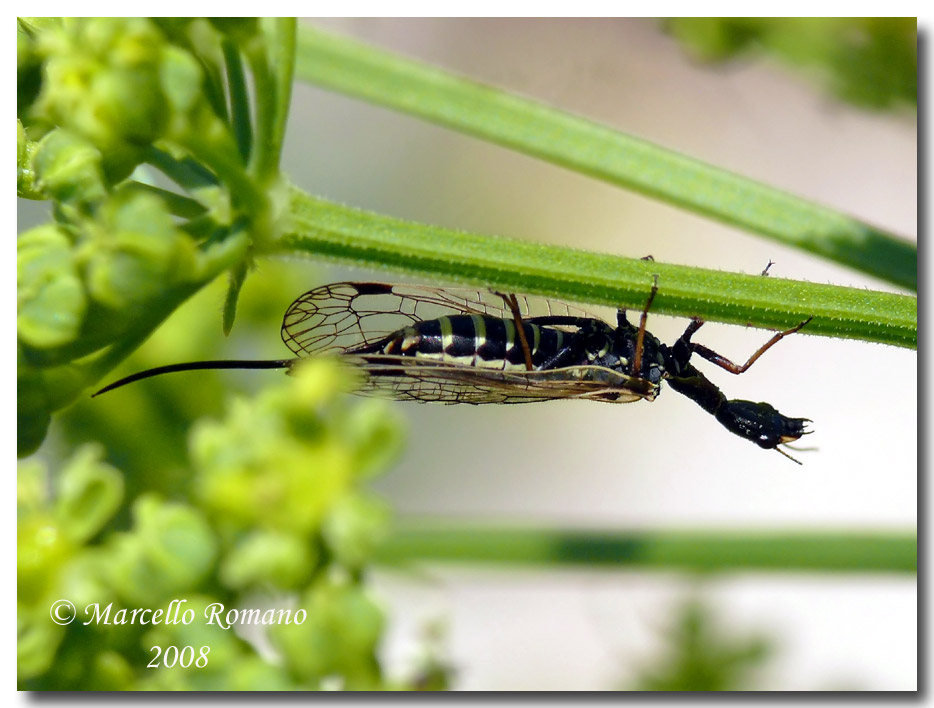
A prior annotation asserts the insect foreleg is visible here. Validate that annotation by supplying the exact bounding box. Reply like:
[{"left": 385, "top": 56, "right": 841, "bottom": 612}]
[
  {"left": 666, "top": 365, "right": 811, "bottom": 459},
  {"left": 633, "top": 275, "right": 660, "bottom": 377}
]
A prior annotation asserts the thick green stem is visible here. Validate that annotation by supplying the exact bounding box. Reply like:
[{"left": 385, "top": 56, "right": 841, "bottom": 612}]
[{"left": 280, "top": 189, "right": 917, "bottom": 349}]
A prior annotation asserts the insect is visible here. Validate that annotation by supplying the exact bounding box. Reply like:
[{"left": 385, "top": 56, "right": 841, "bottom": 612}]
[{"left": 95, "top": 280, "right": 813, "bottom": 462}]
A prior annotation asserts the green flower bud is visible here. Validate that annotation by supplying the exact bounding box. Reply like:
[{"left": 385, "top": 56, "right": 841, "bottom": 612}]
[
  {"left": 220, "top": 529, "right": 316, "bottom": 590},
  {"left": 339, "top": 399, "right": 406, "bottom": 480},
  {"left": 58, "top": 552, "right": 111, "bottom": 622},
  {"left": 193, "top": 411, "right": 354, "bottom": 535},
  {"left": 88, "top": 651, "right": 135, "bottom": 691},
  {"left": 271, "top": 575, "right": 385, "bottom": 687},
  {"left": 37, "top": 18, "right": 168, "bottom": 180},
  {"left": 223, "top": 658, "right": 297, "bottom": 691},
  {"left": 81, "top": 190, "right": 198, "bottom": 311},
  {"left": 17, "top": 18, "right": 61, "bottom": 113},
  {"left": 31, "top": 128, "right": 107, "bottom": 208},
  {"left": 192, "top": 368, "right": 362, "bottom": 535},
  {"left": 106, "top": 495, "right": 217, "bottom": 605},
  {"left": 142, "top": 595, "right": 242, "bottom": 674},
  {"left": 159, "top": 45, "right": 204, "bottom": 114},
  {"left": 17, "top": 609, "right": 65, "bottom": 681},
  {"left": 54, "top": 444, "right": 124, "bottom": 544},
  {"left": 322, "top": 493, "right": 391, "bottom": 569},
  {"left": 18, "top": 512, "right": 70, "bottom": 603},
  {"left": 17, "top": 120, "right": 42, "bottom": 199},
  {"left": 17, "top": 459, "right": 46, "bottom": 513},
  {"left": 17, "top": 224, "right": 86, "bottom": 350},
  {"left": 89, "top": 65, "right": 165, "bottom": 146}
]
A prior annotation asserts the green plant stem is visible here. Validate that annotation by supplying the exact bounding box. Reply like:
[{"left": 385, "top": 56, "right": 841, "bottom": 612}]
[
  {"left": 222, "top": 38, "right": 252, "bottom": 163},
  {"left": 183, "top": 137, "right": 266, "bottom": 217},
  {"left": 268, "top": 18, "right": 296, "bottom": 176},
  {"left": 293, "top": 24, "right": 917, "bottom": 291},
  {"left": 245, "top": 35, "right": 276, "bottom": 181},
  {"left": 378, "top": 526, "right": 916, "bottom": 573},
  {"left": 171, "top": 29, "right": 229, "bottom": 125},
  {"left": 280, "top": 189, "right": 917, "bottom": 349},
  {"left": 122, "top": 182, "right": 207, "bottom": 218},
  {"left": 146, "top": 147, "right": 218, "bottom": 189}
]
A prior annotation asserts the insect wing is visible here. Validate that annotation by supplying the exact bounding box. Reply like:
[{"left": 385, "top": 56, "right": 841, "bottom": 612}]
[
  {"left": 281, "top": 282, "right": 650, "bottom": 405},
  {"left": 344, "top": 355, "right": 654, "bottom": 405},
  {"left": 281, "top": 281, "right": 599, "bottom": 357}
]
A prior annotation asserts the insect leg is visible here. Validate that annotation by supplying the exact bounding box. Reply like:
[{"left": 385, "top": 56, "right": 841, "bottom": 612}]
[
  {"left": 666, "top": 364, "right": 811, "bottom": 462},
  {"left": 523, "top": 316, "right": 598, "bottom": 328},
  {"left": 632, "top": 275, "right": 659, "bottom": 378},
  {"left": 616, "top": 257, "right": 657, "bottom": 327},
  {"left": 536, "top": 344, "right": 584, "bottom": 371},
  {"left": 497, "top": 292, "right": 534, "bottom": 371},
  {"left": 689, "top": 318, "right": 813, "bottom": 375}
]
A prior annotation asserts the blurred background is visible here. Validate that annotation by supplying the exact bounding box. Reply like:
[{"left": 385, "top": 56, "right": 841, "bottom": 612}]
[{"left": 20, "top": 18, "right": 916, "bottom": 690}]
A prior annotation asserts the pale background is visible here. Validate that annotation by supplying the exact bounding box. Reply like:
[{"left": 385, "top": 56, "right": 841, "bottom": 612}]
[{"left": 287, "top": 18, "right": 917, "bottom": 690}]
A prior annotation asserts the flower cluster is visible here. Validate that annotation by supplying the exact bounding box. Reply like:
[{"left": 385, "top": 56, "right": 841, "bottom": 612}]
[
  {"left": 17, "top": 18, "right": 289, "bottom": 455},
  {"left": 18, "top": 360, "right": 423, "bottom": 690}
]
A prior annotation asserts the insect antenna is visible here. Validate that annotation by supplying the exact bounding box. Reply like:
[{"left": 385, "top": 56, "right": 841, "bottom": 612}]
[
  {"left": 93, "top": 359, "right": 295, "bottom": 397},
  {"left": 775, "top": 446, "right": 804, "bottom": 465}
]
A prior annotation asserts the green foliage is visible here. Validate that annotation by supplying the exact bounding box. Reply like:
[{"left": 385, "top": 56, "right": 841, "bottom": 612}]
[
  {"left": 16, "top": 17, "right": 289, "bottom": 454},
  {"left": 667, "top": 18, "right": 917, "bottom": 110},
  {"left": 18, "top": 361, "right": 428, "bottom": 690},
  {"left": 628, "top": 597, "right": 773, "bottom": 691}
]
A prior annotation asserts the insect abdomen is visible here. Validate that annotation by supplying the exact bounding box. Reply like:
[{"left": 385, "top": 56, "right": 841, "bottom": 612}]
[{"left": 372, "top": 315, "right": 569, "bottom": 371}]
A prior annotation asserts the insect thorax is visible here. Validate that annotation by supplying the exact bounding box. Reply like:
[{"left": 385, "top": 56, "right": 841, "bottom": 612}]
[{"left": 604, "top": 319, "right": 667, "bottom": 385}]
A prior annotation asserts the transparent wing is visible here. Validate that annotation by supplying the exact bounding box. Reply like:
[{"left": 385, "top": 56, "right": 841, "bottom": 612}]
[
  {"left": 342, "top": 355, "right": 656, "bottom": 405},
  {"left": 281, "top": 282, "right": 653, "bottom": 405},
  {"left": 281, "top": 281, "right": 600, "bottom": 357}
]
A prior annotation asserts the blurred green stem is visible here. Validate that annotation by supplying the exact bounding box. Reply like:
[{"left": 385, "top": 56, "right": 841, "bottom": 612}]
[{"left": 378, "top": 526, "right": 917, "bottom": 573}]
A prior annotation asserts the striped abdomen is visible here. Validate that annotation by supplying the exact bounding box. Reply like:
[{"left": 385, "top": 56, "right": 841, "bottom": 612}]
[{"left": 357, "top": 314, "right": 574, "bottom": 371}]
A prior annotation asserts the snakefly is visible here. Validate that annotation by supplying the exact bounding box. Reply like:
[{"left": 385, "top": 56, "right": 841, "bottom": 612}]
[{"left": 94, "top": 281, "right": 813, "bottom": 462}]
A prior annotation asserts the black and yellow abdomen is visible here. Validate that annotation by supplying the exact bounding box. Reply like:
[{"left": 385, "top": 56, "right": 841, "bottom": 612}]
[{"left": 358, "top": 314, "right": 571, "bottom": 371}]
